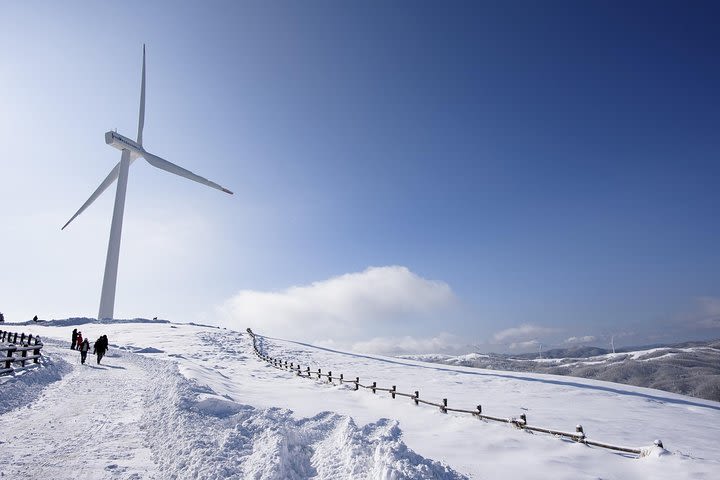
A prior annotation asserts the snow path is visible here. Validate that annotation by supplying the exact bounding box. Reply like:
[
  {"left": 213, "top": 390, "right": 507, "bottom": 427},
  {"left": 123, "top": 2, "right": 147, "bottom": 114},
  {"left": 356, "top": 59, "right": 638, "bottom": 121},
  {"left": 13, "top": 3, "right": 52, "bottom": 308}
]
[{"left": 0, "top": 344, "right": 155, "bottom": 479}]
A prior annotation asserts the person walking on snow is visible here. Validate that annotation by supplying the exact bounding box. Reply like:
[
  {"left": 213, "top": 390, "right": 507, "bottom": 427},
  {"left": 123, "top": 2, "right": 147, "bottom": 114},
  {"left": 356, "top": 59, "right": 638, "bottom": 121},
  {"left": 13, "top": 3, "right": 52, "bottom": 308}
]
[
  {"left": 93, "top": 335, "right": 108, "bottom": 364},
  {"left": 79, "top": 338, "right": 90, "bottom": 364},
  {"left": 71, "top": 328, "right": 78, "bottom": 350},
  {"left": 76, "top": 331, "right": 83, "bottom": 348}
]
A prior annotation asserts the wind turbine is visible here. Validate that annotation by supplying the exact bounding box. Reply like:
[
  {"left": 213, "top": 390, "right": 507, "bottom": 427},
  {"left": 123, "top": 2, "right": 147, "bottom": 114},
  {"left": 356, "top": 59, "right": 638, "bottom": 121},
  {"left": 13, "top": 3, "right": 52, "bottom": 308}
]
[{"left": 62, "top": 45, "right": 233, "bottom": 320}]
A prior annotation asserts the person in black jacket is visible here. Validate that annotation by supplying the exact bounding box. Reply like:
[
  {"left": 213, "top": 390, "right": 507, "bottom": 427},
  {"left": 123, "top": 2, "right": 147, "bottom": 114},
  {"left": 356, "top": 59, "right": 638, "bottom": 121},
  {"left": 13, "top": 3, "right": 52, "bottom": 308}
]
[
  {"left": 93, "top": 335, "right": 108, "bottom": 364},
  {"left": 71, "top": 329, "right": 78, "bottom": 350},
  {"left": 79, "top": 338, "right": 90, "bottom": 364}
]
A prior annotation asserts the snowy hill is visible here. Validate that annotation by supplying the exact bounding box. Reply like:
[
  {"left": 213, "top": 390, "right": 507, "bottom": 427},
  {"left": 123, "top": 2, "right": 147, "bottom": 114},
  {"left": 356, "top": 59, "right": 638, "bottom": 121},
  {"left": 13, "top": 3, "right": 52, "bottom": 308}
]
[
  {"left": 400, "top": 340, "right": 720, "bottom": 402},
  {"left": 1, "top": 319, "right": 719, "bottom": 479}
]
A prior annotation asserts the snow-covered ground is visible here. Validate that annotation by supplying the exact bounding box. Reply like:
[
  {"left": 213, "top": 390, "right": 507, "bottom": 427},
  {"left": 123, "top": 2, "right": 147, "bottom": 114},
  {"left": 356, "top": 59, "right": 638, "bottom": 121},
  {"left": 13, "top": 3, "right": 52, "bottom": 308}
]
[{"left": 1, "top": 320, "right": 719, "bottom": 479}]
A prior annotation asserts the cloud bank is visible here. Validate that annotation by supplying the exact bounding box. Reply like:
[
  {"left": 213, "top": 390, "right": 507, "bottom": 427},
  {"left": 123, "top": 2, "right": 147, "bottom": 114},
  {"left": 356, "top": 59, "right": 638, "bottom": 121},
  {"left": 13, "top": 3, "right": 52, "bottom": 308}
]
[
  {"left": 564, "top": 335, "right": 597, "bottom": 344},
  {"left": 344, "top": 333, "right": 465, "bottom": 356},
  {"left": 694, "top": 296, "right": 720, "bottom": 329},
  {"left": 216, "top": 266, "right": 457, "bottom": 351},
  {"left": 492, "top": 324, "right": 557, "bottom": 343}
]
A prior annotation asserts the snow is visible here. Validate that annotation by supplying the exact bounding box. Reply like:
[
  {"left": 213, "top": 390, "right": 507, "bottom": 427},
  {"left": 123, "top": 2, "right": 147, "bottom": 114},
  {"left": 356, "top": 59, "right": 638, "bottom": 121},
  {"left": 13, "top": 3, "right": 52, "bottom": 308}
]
[{"left": 1, "top": 320, "right": 719, "bottom": 479}]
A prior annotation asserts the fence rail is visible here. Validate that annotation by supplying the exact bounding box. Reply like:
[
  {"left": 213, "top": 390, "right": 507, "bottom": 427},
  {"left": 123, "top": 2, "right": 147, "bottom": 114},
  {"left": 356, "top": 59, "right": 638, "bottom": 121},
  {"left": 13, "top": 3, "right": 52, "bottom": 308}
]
[
  {"left": 0, "top": 330, "right": 44, "bottom": 375},
  {"left": 246, "top": 328, "right": 663, "bottom": 457}
]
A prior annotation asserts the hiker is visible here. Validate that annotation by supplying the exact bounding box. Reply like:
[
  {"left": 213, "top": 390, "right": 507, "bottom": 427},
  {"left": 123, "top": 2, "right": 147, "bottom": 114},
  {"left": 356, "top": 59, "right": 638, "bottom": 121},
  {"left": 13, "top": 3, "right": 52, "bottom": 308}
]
[
  {"left": 0, "top": 312, "right": 5, "bottom": 323},
  {"left": 76, "top": 331, "right": 83, "bottom": 348},
  {"left": 93, "top": 335, "right": 108, "bottom": 364},
  {"left": 71, "top": 329, "right": 78, "bottom": 350},
  {"left": 79, "top": 338, "right": 90, "bottom": 364}
]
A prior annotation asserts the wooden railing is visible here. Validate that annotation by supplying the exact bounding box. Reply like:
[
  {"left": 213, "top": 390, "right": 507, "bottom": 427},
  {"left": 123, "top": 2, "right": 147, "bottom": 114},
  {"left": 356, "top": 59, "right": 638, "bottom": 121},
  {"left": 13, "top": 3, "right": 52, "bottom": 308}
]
[
  {"left": 246, "top": 328, "right": 664, "bottom": 458},
  {"left": 0, "top": 330, "right": 44, "bottom": 375}
]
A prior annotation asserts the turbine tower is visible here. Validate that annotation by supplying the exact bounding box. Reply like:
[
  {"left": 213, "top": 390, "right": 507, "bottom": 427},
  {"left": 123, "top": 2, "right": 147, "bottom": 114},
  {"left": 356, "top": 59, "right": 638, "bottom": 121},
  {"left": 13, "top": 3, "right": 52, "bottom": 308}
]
[{"left": 62, "top": 45, "right": 233, "bottom": 320}]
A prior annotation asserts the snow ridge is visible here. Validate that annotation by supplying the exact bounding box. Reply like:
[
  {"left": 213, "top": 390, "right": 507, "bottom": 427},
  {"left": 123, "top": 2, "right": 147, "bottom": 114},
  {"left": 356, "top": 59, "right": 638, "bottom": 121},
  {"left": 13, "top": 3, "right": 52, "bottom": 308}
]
[{"left": 141, "top": 357, "right": 465, "bottom": 480}]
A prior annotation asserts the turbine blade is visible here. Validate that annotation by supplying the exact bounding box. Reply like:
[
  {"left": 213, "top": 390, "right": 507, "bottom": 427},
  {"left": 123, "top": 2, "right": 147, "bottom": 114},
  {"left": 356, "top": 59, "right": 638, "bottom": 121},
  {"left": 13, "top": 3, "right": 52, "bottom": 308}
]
[
  {"left": 137, "top": 44, "right": 146, "bottom": 145},
  {"left": 61, "top": 162, "right": 121, "bottom": 230},
  {"left": 142, "top": 151, "right": 233, "bottom": 195}
]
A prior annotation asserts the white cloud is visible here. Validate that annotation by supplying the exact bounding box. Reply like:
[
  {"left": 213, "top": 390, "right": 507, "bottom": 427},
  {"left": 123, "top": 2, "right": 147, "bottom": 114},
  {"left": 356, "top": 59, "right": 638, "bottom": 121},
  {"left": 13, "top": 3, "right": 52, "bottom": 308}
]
[
  {"left": 508, "top": 339, "right": 541, "bottom": 350},
  {"left": 346, "top": 333, "right": 462, "bottom": 356},
  {"left": 216, "top": 266, "right": 456, "bottom": 343},
  {"left": 564, "top": 335, "right": 597, "bottom": 344},
  {"left": 492, "top": 324, "right": 556, "bottom": 343},
  {"left": 695, "top": 297, "right": 720, "bottom": 328}
]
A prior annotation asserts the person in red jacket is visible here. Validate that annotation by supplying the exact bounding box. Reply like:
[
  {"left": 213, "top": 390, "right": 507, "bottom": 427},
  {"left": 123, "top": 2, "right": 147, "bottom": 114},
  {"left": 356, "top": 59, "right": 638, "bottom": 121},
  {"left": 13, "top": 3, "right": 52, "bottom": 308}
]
[{"left": 76, "top": 331, "right": 83, "bottom": 349}]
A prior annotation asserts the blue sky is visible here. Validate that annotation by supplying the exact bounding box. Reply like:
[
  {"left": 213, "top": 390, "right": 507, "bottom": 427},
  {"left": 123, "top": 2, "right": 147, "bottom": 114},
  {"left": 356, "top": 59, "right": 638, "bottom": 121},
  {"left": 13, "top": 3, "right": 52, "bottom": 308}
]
[{"left": 1, "top": 1, "right": 718, "bottom": 353}]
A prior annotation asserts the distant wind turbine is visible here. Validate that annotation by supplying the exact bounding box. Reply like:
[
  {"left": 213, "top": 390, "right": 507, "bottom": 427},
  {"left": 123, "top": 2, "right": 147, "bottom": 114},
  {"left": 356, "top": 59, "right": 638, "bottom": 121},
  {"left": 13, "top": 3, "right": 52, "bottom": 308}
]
[{"left": 62, "top": 45, "right": 233, "bottom": 320}]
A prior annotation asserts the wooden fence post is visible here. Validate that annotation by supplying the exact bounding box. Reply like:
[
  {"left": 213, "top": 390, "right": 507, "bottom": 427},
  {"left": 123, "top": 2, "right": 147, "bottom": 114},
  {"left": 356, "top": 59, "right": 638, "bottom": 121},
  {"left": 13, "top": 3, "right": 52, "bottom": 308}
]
[
  {"left": 339, "top": 373, "right": 344, "bottom": 384},
  {"left": 575, "top": 425, "right": 585, "bottom": 442},
  {"left": 317, "top": 368, "right": 322, "bottom": 379},
  {"left": 355, "top": 377, "right": 359, "bottom": 390},
  {"left": 20, "top": 333, "right": 25, "bottom": 344},
  {"left": 476, "top": 404, "right": 482, "bottom": 416},
  {"left": 33, "top": 338, "right": 41, "bottom": 364},
  {"left": 414, "top": 391, "right": 419, "bottom": 405},
  {"left": 391, "top": 385, "right": 396, "bottom": 399},
  {"left": 4, "top": 347, "right": 14, "bottom": 369},
  {"left": 306, "top": 367, "right": 310, "bottom": 377},
  {"left": 372, "top": 381, "right": 376, "bottom": 394},
  {"left": 20, "top": 348, "right": 27, "bottom": 367},
  {"left": 441, "top": 398, "right": 448, "bottom": 413},
  {"left": 328, "top": 371, "right": 332, "bottom": 383},
  {"left": 13, "top": 332, "right": 18, "bottom": 343}
]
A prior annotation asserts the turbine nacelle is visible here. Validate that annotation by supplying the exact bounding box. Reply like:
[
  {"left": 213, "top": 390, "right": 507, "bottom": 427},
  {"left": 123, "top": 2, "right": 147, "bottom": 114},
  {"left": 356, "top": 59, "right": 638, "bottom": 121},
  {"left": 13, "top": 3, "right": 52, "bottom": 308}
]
[{"left": 105, "top": 131, "right": 143, "bottom": 158}]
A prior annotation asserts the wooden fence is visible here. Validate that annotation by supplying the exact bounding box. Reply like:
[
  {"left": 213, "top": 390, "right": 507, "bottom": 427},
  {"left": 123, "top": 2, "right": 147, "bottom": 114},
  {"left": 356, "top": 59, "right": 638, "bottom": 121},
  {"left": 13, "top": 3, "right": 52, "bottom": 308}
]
[
  {"left": 246, "top": 328, "right": 664, "bottom": 457},
  {"left": 0, "top": 330, "right": 44, "bottom": 375}
]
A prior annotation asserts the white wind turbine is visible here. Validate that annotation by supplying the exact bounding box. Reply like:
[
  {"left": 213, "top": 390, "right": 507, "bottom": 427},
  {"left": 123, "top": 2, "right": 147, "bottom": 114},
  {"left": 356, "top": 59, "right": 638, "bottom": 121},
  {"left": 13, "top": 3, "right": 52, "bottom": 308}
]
[{"left": 62, "top": 45, "right": 233, "bottom": 320}]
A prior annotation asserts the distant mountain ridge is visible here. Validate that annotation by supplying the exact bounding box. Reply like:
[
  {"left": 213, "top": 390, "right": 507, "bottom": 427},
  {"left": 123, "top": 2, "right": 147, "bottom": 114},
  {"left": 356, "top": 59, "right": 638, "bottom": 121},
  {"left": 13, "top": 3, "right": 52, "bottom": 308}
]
[
  {"left": 509, "top": 339, "right": 718, "bottom": 360},
  {"left": 400, "top": 339, "right": 720, "bottom": 402}
]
